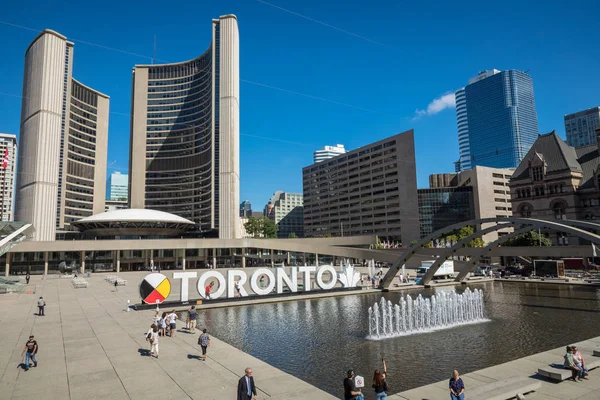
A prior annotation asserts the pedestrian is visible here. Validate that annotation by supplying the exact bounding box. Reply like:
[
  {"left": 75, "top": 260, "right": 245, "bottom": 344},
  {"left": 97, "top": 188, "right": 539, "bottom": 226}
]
[
  {"left": 259, "top": 275, "right": 265, "bottom": 289},
  {"left": 167, "top": 310, "right": 178, "bottom": 337},
  {"left": 146, "top": 324, "right": 159, "bottom": 358},
  {"left": 198, "top": 328, "right": 210, "bottom": 361},
  {"left": 371, "top": 276, "right": 376, "bottom": 288},
  {"left": 344, "top": 369, "right": 364, "bottom": 400},
  {"left": 37, "top": 297, "right": 45, "bottom": 316},
  {"left": 160, "top": 312, "right": 167, "bottom": 336},
  {"left": 21, "top": 335, "right": 38, "bottom": 371},
  {"left": 205, "top": 282, "right": 213, "bottom": 299},
  {"left": 26, "top": 273, "right": 30, "bottom": 284},
  {"left": 114, "top": 280, "right": 118, "bottom": 291},
  {"left": 235, "top": 280, "right": 242, "bottom": 297},
  {"left": 188, "top": 306, "right": 197, "bottom": 333},
  {"left": 372, "top": 359, "right": 389, "bottom": 399},
  {"left": 449, "top": 370, "right": 465, "bottom": 400},
  {"left": 153, "top": 311, "right": 161, "bottom": 328},
  {"left": 237, "top": 367, "right": 257, "bottom": 400}
]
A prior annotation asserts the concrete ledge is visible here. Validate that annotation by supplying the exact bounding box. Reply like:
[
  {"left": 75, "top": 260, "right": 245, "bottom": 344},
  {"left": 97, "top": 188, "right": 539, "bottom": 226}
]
[
  {"left": 538, "top": 366, "right": 572, "bottom": 381},
  {"left": 469, "top": 376, "right": 541, "bottom": 400}
]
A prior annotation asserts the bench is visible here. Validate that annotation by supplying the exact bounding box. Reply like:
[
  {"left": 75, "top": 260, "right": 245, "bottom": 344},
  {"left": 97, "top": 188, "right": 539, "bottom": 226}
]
[
  {"left": 469, "top": 376, "right": 541, "bottom": 400},
  {"left": 72, "top": 278, "right": 88, "bottom": 288}
]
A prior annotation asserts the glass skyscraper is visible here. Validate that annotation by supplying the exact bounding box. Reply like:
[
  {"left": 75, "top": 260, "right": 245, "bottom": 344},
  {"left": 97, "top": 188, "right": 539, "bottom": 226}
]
[{"left": 456, "top": 69, "right": 539, "bottom": 169}]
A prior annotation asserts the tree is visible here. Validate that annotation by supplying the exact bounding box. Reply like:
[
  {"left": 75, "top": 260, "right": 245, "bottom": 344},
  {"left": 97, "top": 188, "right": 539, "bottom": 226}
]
[
  {"left": 244, "top": 217, "right": 264, "bottom": 238},
  {"left": 262, "top": 218, "right": 278, "bottom": 238},
  {"left": 288, "top": 232, "right": 298, "bottom": 239},
  {"left": 322, "top": 233, "right": 332, "bottom": 238},
  {"left": 409, "top": 239, "right": 418, "bottom": 246},
  {"left": 503, "top": 231, "right": 552, "bottom": 247}
]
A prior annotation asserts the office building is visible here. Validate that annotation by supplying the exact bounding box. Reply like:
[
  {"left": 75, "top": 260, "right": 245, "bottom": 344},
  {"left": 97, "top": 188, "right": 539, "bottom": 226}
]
[
  {"left": 16, "top": 30, "right": 109, "bottom": 241},
  {"left": 427, "top": 166, "right": 514, "bottom": 242},
  {"left": 129, "top": 15, "right": 240, "bottom": 239},
  {"left": 106, "top": 171, "right": 128, "bottom": 201},
  {"left": 240, "top": 200, "right": 252, "bottom": 217},
  {"left": 565, "top": 106, "right": 600, "bottom": 147},
  {"left": 456, "top": 69, "right": 539, "bottom": 170},
  {"left": 510, "top": 128, "right": 600, "bottom": 245},
  {"left": 303, "top": 130, "right": 419, "bottom": 243},
  {"left": 105, "top": 199, "right": 128, "bottom": 212},
  {"left": 265, "top": 191, "right": 304, "bottom": 238},
  {"left": 418, "top": 187, "right": 475, "bottom": 238},
  {"left": 314, "top": 144, "right": 346, "bottom": 163},
  {"left": 0, "top": 134, "right": 17, "bottom": 221}
]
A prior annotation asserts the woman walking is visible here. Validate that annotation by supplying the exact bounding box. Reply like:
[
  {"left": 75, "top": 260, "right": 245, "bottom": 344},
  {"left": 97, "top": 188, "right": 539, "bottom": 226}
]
[
  {"left": 449, "top": 370, "right": 465, "bottom": 400},
  {"left": 198, "top": 329, "right": 210, "bottom": 361},
  {"left": 146, "top": 324, "right": 159, "bottom": 358},
  {"left": 372, "top": 359, "right": 389, "bottom": 399}
]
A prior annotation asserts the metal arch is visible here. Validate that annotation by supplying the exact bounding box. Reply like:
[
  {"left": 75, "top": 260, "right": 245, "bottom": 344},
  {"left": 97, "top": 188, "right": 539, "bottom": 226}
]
[
  {"left": 419, "top": 221, "right": 523, "bottom": 285},
  {"left": 453, "top": 226, "right": 534, "bottom": 282},
  {"left": 381, "top": 217, "right": 600, "bottom": 289}
]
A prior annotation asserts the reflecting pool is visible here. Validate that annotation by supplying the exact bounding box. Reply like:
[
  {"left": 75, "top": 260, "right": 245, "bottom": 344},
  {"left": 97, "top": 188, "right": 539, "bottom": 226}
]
[{"left": 197, "top": 282, "right": 600, "bottom": 399}]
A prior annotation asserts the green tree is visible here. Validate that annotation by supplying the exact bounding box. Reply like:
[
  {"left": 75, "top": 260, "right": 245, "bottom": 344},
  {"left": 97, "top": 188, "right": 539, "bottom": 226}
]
[
  {"left": 262, "top": 218, "right": 278, "bottom": 238},
  {"left": 322, "top": 233, "right": 332, "bottom": 238},
  {"left": 288, "top": 232, "right": 298, "bottom": 239},
  {"left": 503, "top": 231, "right": 552, "bottom": 247},
  {"left": 409, "top": 239, "right": 418, "bottom": 246},
  {"left": 244, "top": 217, "right": 264, "bottom": 238}
]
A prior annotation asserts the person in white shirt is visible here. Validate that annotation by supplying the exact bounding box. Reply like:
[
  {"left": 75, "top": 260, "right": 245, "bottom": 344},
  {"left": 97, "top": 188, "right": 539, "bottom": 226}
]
[
  {"left": 146, "top": 324, "right": 159, "bottom": 358},
  {"left": 167, "top": 310, "right": 178, "bottom": 337}
]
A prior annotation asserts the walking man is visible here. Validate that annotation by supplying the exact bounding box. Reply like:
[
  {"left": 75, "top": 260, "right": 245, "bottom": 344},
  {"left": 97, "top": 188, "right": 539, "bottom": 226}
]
[
  {"left": 21, "top": 335, "right": 38, "bottom": 371},
  {"left": 167, "top": 310, "right": 178, "bottom": 337},
  {"left": 237, "top": 367, "right": 257, "bottom": 400},
  {"left": 26, "top": 273, "right": 30, "bottom": 284},
  {"left": 198, "top": 328, "right": 210, "bottom": 361},
  {"left": 37, "top": 297, "right": 45, "bottom": 316},
  {"left": 188, "top": 306, "right": 197, "bottom": 333}
]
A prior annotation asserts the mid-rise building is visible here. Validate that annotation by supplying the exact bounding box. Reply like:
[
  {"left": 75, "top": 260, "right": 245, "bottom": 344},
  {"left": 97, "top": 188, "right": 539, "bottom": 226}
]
[
  {"left": 314, "top": 144, "right": 346, "bottom": 163},
  {"left": 105, "top": 199, "right": 128, "bottom": 212},
  {"left": 129, "top": 15, "right": 240, "bottom": 239},
  {"left": 0, "top": 134, "right": 17, "bottom": 221},
  {"left": 16, "top": 30, "right": 109, "bottom": 241},
  {"left": 427, "top": 166, "right": 514, "bottom": 242},
  {"left": 303, "top": 130, "right": 419, "bottom": 243},
  {"left": 106, "top": 171, "right": 128, "bottom": 201},
  {"left": 456, "top": 69, "right": 539, "bottom": 170},
  {"left": 265, "top": 191, "right": 304, "bottom": 238},
  {"left": 565, "top": 106, "right": 600, "bottom": 147},
  {"left": 418, "top": 187, "right": 475, "bottom": 238},
  {"left": 240, "top": 200, "right": 252, "bottom": 217},
  {"left": 509, "top": 128, "right": 600, "bottom": 245}
]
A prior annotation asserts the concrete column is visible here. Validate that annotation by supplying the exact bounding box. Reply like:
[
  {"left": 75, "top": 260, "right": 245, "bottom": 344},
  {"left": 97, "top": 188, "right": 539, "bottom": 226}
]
[
  {"left": 81, "top": 251, "right": 85, "bottom": 273},
  {"left": 182, "top": 252, "right": 186, "bottom": 271},
  {"left": 175, "top": 251, "right": 179, "bottom": 270},
  {"left": 270, "top": 249, "right": 274, "bottom": 268},
  {"left": 4, "top": 252, "right": 10, "bottom": 277},
  {"left": 44, "top": 252, "right": 48, "bottom": 276},
  {"left": 242, "top": 248, "right": 246, "bottom": 268},
  {"left": 212, "top": 248, "right": 217, "bottom": 269},
  {"left": 287, "top": 252, "right": 291, "bottom": 265},
  {"left": 150, "top": 249, "right": 154, "bottom": 269},
  {"left": 315, "top": 253, "right": 319, "bottom": 266},
  {"left": 116, "top": 250, "right": 120, "bottom": 273}
]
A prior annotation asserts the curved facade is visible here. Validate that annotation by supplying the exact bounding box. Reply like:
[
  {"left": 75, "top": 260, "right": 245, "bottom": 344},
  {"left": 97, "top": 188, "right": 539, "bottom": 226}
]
[
  {"left": 16, "top": 30, "right": 108, "bottom": 241},
  {"left": 130, "top": 15, "right": 239, "bottom": 238}
]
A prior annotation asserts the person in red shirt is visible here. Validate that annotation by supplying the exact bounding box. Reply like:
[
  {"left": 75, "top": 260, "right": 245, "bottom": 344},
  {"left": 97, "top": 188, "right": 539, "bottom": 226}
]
[{"left": 205, "top": 282, "right": 212, "bottom": 299}]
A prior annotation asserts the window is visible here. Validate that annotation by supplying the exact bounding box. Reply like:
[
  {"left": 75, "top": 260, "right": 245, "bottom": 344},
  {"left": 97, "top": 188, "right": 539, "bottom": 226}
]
[
  {"left": 553, "top": 202, "right": 566, "bottom": 220},
  {"left": 519, "top": 204, "right": 532, "bottom": 218},
  {"left": 532, "top": 166, "right": 543, "bottom": 181}
]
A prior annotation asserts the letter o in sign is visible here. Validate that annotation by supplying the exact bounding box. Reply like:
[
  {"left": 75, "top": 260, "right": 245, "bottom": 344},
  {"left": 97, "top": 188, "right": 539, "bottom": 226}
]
[
  {"left": 316, "top": 265, "right": 337, "bottom": 290},
  {"left": 250, "top": 268, "right": 276, "bottom": 295},
  {"left": 197, "top": 271, "right": 226, "bottom": 299}
]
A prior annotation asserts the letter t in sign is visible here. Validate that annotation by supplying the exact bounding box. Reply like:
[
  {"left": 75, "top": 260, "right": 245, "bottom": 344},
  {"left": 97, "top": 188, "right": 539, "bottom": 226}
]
[
  {"left": 298, "top": 266, "right": 316, "bottom": 291},
  {"left": 173, "top": 272, "right": 197, "bottom": 302}
]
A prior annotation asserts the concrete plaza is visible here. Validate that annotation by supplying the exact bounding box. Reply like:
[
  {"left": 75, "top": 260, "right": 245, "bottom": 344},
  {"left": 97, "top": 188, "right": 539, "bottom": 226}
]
[{"left": 0, "top": 272, "right": 337, "bottom": 400}]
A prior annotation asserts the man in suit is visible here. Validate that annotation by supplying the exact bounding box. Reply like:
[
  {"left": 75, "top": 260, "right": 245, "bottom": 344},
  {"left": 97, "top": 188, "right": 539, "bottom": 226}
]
[{"left": 237, "top": 367, "right": 257, "bottom": 400}]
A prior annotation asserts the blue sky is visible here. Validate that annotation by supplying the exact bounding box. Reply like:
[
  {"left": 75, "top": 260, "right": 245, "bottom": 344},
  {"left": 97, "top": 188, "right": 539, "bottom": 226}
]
[{"left": 1, "top": 0, "right": 599, "bottom": 211}]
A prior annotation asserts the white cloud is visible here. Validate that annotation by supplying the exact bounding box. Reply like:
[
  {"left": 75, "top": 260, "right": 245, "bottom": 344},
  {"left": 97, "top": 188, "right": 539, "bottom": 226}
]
[{"left": 414, "top": 92, "right": 456, "bottom": 119}]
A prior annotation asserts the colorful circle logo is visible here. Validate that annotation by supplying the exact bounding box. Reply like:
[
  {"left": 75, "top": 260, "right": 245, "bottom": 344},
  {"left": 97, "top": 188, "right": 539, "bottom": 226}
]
[{"left": 140, "top": 273, "right": 171, "bottom": 304}]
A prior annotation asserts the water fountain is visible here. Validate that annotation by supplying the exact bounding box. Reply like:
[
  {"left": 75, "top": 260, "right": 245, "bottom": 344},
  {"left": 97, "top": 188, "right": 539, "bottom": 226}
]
[{"left": 367, "top": 288, "right": 487, "bottom": 339}]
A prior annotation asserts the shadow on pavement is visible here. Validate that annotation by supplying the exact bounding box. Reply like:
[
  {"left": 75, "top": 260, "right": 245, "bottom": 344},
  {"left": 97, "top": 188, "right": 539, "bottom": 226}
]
[{"left": 138, "top": 348, "right": 151, "bottom": 357}]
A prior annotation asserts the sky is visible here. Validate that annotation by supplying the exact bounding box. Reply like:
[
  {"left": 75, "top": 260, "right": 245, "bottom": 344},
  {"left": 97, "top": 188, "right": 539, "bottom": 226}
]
[{"left": 1, "top": 0, "right": 599, "bottom": 211}]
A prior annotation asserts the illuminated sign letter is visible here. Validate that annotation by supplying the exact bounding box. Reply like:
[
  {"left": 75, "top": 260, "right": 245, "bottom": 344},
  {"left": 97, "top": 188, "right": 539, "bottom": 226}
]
[
  {"left": 173, "top": 271, "right": 197, "bottom": 302},
  {"left": 197, "top": 271, "right": 226, "bottom": 299},
  {"left": 250, "top": 268, "right": 276, "bottom": 295},
  {"left": 316, "top": 265, "right": 337, "bottom": 290},
  {"left": 227, "top": 269, "right": 248, "bottom": 298},
  {"left": 298, "top": 266, "right": 316, "bottom": 291},
  {"left": 276, "top": 267, "right": 298, "bottom": 293}
]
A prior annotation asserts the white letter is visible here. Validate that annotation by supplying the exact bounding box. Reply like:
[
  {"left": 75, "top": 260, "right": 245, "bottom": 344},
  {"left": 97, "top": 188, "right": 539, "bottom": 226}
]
[
  {"left": 197, "top": 271, "right": 226, "bottom": 299},
  {"left": 316, "top": 265, "right": 337, "bottom": 290},
  {"left": 276, "top": 267, "right": 298, "bottom": 293},
  {"left": 250, "top": 268, "right": 276, "bottom": 295},
  {"left": 227, "top": 269, "right": 248, "bottom": 298},
  {"left": 173, "top": 271, "right": 197, "bottom": 302},
  {"left": 298, "top": 266, "right": 316, "bottom": 291}
]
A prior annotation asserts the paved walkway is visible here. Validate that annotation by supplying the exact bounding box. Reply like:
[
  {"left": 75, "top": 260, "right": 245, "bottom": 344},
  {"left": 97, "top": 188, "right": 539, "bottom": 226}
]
[
  {"left": 0, "top": 273, "right": 337, "bottom": 400},
  {"left": 392, "top": 336, "right": 600, "bottom": 400}
]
